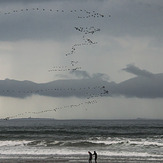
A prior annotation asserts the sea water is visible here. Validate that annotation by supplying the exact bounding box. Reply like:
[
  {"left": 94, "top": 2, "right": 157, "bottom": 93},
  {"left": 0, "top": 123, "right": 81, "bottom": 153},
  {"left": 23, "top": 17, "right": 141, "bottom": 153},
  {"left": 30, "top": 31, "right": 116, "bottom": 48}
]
[{"left": 0, "top": 119, "right": 163, "bottom": 161}]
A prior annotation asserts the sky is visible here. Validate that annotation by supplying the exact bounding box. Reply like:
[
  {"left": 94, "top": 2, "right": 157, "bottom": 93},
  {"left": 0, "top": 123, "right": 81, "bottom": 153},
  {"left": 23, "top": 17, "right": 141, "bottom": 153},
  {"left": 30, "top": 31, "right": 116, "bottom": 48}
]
[{"left": 0, "top": 0, "right": 163, "bottom": 119}]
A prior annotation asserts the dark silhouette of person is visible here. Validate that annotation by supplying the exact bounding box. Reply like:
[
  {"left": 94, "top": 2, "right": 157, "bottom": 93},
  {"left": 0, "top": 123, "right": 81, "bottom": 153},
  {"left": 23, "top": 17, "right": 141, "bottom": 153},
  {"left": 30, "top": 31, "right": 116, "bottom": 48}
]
[
  {"left": 93, "top": 151, "right": 97, "bottom": 163},
  {"left": 88, "top": 151, "right": 92, "bottom": 163}
]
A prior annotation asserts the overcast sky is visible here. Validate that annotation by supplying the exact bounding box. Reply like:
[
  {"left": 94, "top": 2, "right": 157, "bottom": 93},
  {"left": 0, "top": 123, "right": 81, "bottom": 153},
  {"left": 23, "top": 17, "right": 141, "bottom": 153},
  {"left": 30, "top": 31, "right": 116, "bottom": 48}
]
[{"left": 0, "top": 0, "right": 163, "bottom": 119}]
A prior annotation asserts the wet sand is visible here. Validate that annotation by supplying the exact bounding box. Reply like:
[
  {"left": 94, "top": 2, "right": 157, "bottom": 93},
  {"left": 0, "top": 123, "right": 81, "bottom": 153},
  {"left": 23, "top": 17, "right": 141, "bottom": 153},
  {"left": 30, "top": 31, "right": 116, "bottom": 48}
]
[{"left": 0, "top": 156, "right": 163, "bottom": 163}]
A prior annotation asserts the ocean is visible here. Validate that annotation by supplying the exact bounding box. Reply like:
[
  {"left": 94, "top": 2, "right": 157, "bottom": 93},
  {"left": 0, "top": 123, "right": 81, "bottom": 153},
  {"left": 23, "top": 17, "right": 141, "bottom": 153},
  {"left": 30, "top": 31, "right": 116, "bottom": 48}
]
[{"left": 0, "top": 119, "right": 163, "bottom": 162}]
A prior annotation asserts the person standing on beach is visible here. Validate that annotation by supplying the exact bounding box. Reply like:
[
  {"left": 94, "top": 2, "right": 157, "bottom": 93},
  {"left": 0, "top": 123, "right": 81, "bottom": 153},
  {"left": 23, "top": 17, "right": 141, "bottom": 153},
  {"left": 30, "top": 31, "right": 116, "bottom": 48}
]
[
  {"left": 88, "top": 151, "right": 93, "bottom": 163},
  {"left": 93, "top": 151, "right": 97, "bottom": 163}
]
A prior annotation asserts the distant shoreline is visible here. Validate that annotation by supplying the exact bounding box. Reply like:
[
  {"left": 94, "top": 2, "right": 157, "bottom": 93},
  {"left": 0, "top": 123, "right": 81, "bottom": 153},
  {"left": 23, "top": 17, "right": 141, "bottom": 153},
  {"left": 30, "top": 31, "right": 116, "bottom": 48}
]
[{"left": 1, "top": 117, "right": 163, "bottom": 121}]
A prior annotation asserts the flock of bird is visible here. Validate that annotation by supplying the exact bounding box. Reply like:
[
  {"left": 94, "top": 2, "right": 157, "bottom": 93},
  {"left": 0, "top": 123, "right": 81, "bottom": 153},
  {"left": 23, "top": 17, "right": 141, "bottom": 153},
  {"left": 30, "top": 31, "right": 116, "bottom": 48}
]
[
  {"left": 65, "top": 39, "right": 98, "bottom": 55},
  {"left": 51, "top": 26, "right": 100, "bottom": 72},
  {"left": 1, "top": 84, "right": 109, "bottom": 120},
  {"left": 74, "top": 26, "right": 101, "bottom": 34},
  {"left": 1, "top": 7, "right": 105, "bottom": 72},
  {"left": 0, "top": 7, "right": 110, "bottom": 120},
  {"left": 0, "top": 85, "right": 108, "bottom": 99},
  {"left": 3, "top": 99, "right": 98, "bottom": 120},
  {"left": 65, "top": 26, "right": 100, "bottom": 57},
  {"left": 48, "top": 66, "right": 82, "bottom": 72},
  {"left": 1, "top": 8, "right": 107, "bottom": 19}
]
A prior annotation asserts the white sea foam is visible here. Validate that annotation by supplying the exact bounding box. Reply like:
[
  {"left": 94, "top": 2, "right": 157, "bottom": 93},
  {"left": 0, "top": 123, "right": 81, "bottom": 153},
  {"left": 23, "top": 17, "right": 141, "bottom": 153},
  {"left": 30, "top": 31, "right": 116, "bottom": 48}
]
[
  {"left": 128, "top": 140, "right": 163, "bottom": 147},
  {"left": 88, "top": 137, "right": 163, "bottom": 147},
  {"left": 99, "top": 151, "right": 163, "bottom": 158},
  {"left": 0, "top": 140, "right": 31, "bottom": 147},
  {"left": 0, "top": 143, "right": 163, "bottom": 159}
]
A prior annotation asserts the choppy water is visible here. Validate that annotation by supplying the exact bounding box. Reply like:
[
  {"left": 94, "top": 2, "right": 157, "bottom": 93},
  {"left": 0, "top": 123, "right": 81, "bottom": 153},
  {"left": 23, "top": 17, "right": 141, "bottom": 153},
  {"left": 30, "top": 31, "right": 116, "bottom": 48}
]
[{"left": 0, "top": 118, "right": 163, "bottom": 161}]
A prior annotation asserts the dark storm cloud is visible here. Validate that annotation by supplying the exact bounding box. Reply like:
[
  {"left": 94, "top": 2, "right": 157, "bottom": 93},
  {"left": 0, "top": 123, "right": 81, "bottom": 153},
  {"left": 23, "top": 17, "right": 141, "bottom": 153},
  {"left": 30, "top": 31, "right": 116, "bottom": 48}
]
[
  {"left": 122, "top": 64, "right": 154, "bottom": 78},
  {"left": 101, "top": 0, "right": 163, "bottom": 39},
  {"left": 0, "top": 9, "right": 76, "bottom": 41},
  {"left": 0, "top": 0, "right": 56, "bottom": 4},
  {"left": 1, "top": 0, "right": 162, "bottom": 41},
  {"left": 0, "top": 0, "right": 92, "bottom": 41},
  {"left": 0, "top": 0, "right": 88, "bottom": 3}
]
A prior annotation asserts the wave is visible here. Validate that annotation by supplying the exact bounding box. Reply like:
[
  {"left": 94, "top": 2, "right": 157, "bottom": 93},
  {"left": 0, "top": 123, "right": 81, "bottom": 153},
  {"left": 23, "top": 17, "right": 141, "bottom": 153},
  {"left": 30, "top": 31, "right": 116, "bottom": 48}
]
[
  {"left": 0, "top": 145, "right": 163, "bottom": 159},
  {"left": 1, "top": 138, "right": 163, "bottom": 148},
  {"left": 89, "top": 139, "right": 163, "bottom": 147},
  {"left": 0, "top": 139, "right": 163, "bottom": 160},
  {"left": 0, "top": 140, "right": 31, "bottom": 147}
]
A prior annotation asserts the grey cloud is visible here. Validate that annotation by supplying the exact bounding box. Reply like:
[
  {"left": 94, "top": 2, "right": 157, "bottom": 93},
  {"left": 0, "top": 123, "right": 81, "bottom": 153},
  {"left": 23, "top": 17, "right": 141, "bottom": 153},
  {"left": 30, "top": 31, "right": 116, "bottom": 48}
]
[
  {"left": 122, "top": 64, "right": 154, "bottom": 78},
  {"left": 101, "top": 0, "right": 163, "bottom": 39},
  {"left": 1, "top": 71, "right": 163, "bottom": 99},
  {"left": 0, "top": 78, "right": 109, "bottom": 99},
  {"left": 70, "top": 70, "right": 110, "bottom": 80},
  {"left": 70, "top": 70, "right": 91, "bottom": 79},
  {"left": 92, "top": 73, "right": 110, "bottom": 81},
  {"left": 1, "top": 0, "right": 163, "bottom": 41},
  {"left": 0, "top": 10, "right": 75, "bottom": 41},
  {"left": 112, "top": 73, "right": 163, "bottom": 98},
  {"left": 0, "top": 0, "right": 55, "bottom": 4},
  {"left": 0, "top": 0, "right": 161, "bottom": 42},
  {"left": 0, "top": 0, "right": 107, "bottom": 41}
]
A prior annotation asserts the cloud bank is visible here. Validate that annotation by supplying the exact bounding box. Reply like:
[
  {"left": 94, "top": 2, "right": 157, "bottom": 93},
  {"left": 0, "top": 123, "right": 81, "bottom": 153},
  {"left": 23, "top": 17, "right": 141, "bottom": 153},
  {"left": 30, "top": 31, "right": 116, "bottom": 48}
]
[
  {"left": 0, "top": 65, "right": 163, "bottom": 99},
  {"left": 122, "top": 64, "right": 154, "bottom": 77},
  {"left": 0, "top": 78, "right": 109, "bottom": 99}
]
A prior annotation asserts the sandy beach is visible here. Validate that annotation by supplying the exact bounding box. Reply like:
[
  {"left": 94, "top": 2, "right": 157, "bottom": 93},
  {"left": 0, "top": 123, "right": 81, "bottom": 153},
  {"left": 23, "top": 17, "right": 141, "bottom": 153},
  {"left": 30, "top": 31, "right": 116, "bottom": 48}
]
[{"left": 1, "top": 156, "right": 163, "bottom": 163}]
